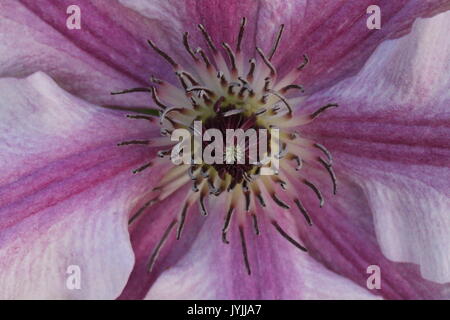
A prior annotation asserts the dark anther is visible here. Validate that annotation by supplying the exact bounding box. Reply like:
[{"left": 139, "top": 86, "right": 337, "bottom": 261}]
[
  {"left": 199, "top": 193, "right": 208, "bottom": 216},
  {"left": 147, "top": 219, "right": 177, "bottom": 272},
  {"left": 222, "top": 42, "right": 237, "bottom": 72},
  {"left": 256, "top": 47, "right": 276, "bottom": 76},
  {"left": 128, "top": 197, "right": 158, "bottom": 225},
  {"left": 268, "top": 90, "right": 293, "bottom": 115},
  {"left": 246, "top": 58, "right": 256, "bottom": 82},
  {"left": 239, "top": 226, "right": 251, "bottom": 275},
  {"left": 303, "top": 179, "right": 324, "bottom": 207},
  {"left": 314, "top": 143, "right": 333, "bottom": 165},
  {"left": 297, "top": 53, "right": 309, "bottom": 70},
  {"left": 198, "top": 24, "right": 218, "bottom": 53},
  {"left": 268, "top": 24, "right": 285, "bottom": 61},
  {"left": 150, "top": 86, "right": 170, "bottom": 110},
  {"left": 236, "top": 17, "right": 247, "bottom": 53},
  {"left": 271, "top": 193, "right": 290, "bottom": 209},
  {"left": 147, "top": 40, "right": 178, "bottom": 68},
  {"left": 117, "top": 140, "right": 149, "bottom": 146},
  {"left": 222, "top": 207, "right": 235, "bottom": 244},
  {"left": 126, "top": 115, "right": 155, "bottom": 122},
  {"left": 214, "top": 96, "right": 225, "bottom": 113},
  {"left": 294, "top": 198, "right": 313, "bottom": 226},
  {"left": 271, "top": 220, "right": 307, "bottom": 252},
  {"left": 280, "top": 84, "right": 305, "bottom": 94},
  {"left": 111, "top": 87, "right": 151, "bottom": 95},
  {"left": 318, "top": 157, "right": 337, "bottom": 195},
  {"left": 132, "top": 162, "right": 152, "bottom": 174},
  {"left": 309, "top": 103, "right": 338, "bottom": 120},
  {"left": 251, "top": 213, "right": 260, "bottom": 235},
  {"left": 196, "top": 48, "right": 212, "bottom": 69},
  {"left": 183, "top": 32, "right": 198, "bottom": 61},
  {"left": 176, "top": 203, "right": 189, "bottom": 240}
]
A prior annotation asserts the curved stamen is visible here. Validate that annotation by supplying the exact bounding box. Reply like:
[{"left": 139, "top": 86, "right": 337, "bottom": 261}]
[
  {"left": 294, "top": 198, "right": 313, "bottom": 226},
  {"left": 222, "top": 207, "right": 234, "bottom": 244},
  {"left": 256, "top": 47, "right": 276, "bottom": 77},
  {"left": 310, "top": 103, "right": 338, "bottom": 120},
  {"left": 268, "top": 24, "right": 285, "bottom": 61},
  {"left": 198, "top": 24, "right": 218, "bottom": 53},
  {"left": 318, "top": 157, "right": 337, "bottom": 195},
  {"left": 236, "top": 17, "right": 247, "bottom": 53},
  {"left": 132, "top": 162, "right": 152, "bottom": 174},
  {"left": 271, "top": 220, "right": 307, "bottom": 252},
  {"left": 148, "top": 219, "right": 177, "bottom": 272},
  {"left": 222, "top": 42, "right": 237, "bottom": 73},
  {"left": 117, "top": 140, "right": 149, "bottom": 146},
  {"left": 297, "top": 54, "right": 309, "bottom": 70},
  {"left": 239, "top": 226, "right": 251, "bottom": 275},
  {"left": 176, "top": 203, "right": 189, "bottom": 240},
  {"left": 183, "top": 32, "right": 199, "bottom": 61},
  {"left": 280, "top": 84, "right": 305, "bottom": 94},
  {"left": 314, "top": 143, "right": 333, "bottom": 165},
  {"left": 303, "top": 179, "right": 324, "bottom": 207},
  {"left": 147, "top": 40, "right": 178, "bottom": 68}
]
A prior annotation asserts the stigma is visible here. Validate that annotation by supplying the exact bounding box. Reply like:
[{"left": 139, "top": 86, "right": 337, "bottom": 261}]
[{"left": 112, "top": 17, "right": 338, "bottom": 275}]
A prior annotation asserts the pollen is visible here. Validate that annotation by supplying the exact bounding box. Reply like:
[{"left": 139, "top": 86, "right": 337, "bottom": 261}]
[{"left": 112, "top": 17, "right": 339, "bottom": 275}]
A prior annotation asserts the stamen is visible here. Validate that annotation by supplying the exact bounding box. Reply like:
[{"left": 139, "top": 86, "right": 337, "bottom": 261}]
[
  {"left": 293, "top": 198, "right": 313, "bottom": 226},
  {"left": 117, "top": 140, "right": 149, "bottom": 146},
  {"left": 256, "top": 47, "right": 276, "bottom": 76},
  {"left": 199, "top": 192, "right": 208, "bottom": 216},
  {"left": 128, "top": 197, "right": 158, "bottom": 225},
  {"left": 318, "top": 157, "right": 337, "bottom": 195},
  {"left": 239, "top": 226, "right": 251, "bottom": 275},
  {"left": 180, "top": 71, "right": 200, "bottom": 86},
  {"left": 297, "top": 54, "right": 309, "bottom": 70},
  {"left": 271, "top": 220, "right": 307, "bottom": 252},
  {"left": 251, "top": 213, "right": 260, "bottom": 235},
  {"left": 147, "top": 40, "right": 178, "bottom": 69},
  {"left": 246, "top": 59, "right": 256, "bottom": 82},
  {"left": 111, "top": 87, "right": 151, "bottom": 95},
  {"left": 303, "top": 179, "right": 324, "bottom": 207},
  {"left": 196, "top": 48, "right": 212, "bottom": 69},
  {"left": 160, "top": 107, "right": 183, "bottom": 125},
  {"left": 255, "top": 192, "right": 266, "bottom": 207},
  {"left": 198, "top": 24, "right": 218, "bottom": 53},
  {"left": 222, "top": 207, "right": 234, "bottom": 244},
  {"left": 314, "top": 143, "right": 333, "bottom": 165},
  {"left": 183, "top": 32, "right": 198, "bottom": 61},
  {"left": 271, "top": 193, "right": 290, "bottom": 209},
  {"left": 176, "top": 203, "right": 189, "bottom": 240},
  {"left": 280, "top": 84, "right": 305, "bottom": 94},
  {"left": 268, "top": 90, "right": 292, "bottom": 115},
  {"left": 126, "top": 114, "right": 155, "bottom": 122},
  {"left": 222, "top": 42, "right": 237, "bottom": 73},
  {"left": 236, "top": 17, "right": 247, "bottom": 53},
  {"left": 244, "top": 190, "right": 251, "bottom": 211},
  {"left": 310, "top": 103, "right": 338, "bottom": 120},
  {"left": 148, "top": 219, "right": 177, "bottom": 272},
  {"left": 150, "top": 86, "right": 170, "bottom": 110},
  {"left": 132, "top": 162, "right": 152, "bottom": 174},
  {"left": 268, "top": 24, "right": 285, "bottom": 61}
]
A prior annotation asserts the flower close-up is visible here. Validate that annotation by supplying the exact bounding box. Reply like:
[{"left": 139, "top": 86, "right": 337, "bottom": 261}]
[{"left": 0, "top": 0, "right": 449, "bottom": 301}]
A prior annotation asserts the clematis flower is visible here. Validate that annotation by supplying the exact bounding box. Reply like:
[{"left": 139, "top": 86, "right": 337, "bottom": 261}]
[{"left": 0, "top": 0, "right": 449, "bottom": 300}]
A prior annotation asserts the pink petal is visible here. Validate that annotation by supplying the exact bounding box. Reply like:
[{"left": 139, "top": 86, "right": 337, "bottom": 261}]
[
  {"left": 0, "top": 72, "right": 162, "bottom": 298},
  {"left": 0, "top": 0, "right": 186, "bottom": 107},
  {"left": 256, "top": 0, "right": 450, "bottom": 93},
  {"left": 302, "top": 12, "right": 450, "bottom": 284}
]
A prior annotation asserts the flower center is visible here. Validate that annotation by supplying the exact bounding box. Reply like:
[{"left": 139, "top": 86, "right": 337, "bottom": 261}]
[{"left": 113, "top": 17, "right": 339, "bottom": 275}]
